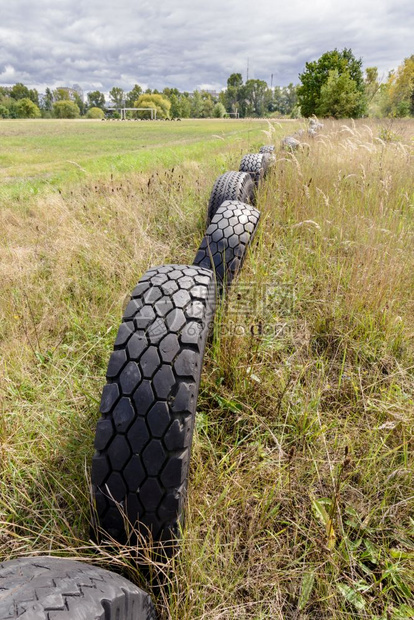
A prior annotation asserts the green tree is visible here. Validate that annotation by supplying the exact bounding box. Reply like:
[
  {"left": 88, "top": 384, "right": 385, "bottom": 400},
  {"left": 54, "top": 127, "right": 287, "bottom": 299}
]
[
  {"left": 200, "top": 91, "right": 214, "bottom": 117},
  {"left": 271, "top": 83, "right": 299, "bottom": 115},
  {"left": 86, "top": 106, "right": 105, "bottom": 119},
  {"left": 213, "top": 102, "right": 226, "bottom": 118},
  {"left": 364, "top": 67, "right": 383, "bottom": 117},
  {"left": 240, "top": 79, "right": 271, "bottom": 116},
  {"left": 382, "top": 56, "right": 414, "bottom": 117},
  {"left": 298, "top": 48, "right": 365, "bottom": 117},
  {"left": 365, "top": 67, "right": 380, "bottom": 101},
  {"left": 0, "top": 105, "right": 9, "bottom": 118},
  {"left": 190, "top": 91, "right": 204, "bottom": 118},
  {"left": 73, "top": 93, "right": 86, "bottom": 115},
  {"left": 9, "top": 83, "right": 38, "bottom": 105},
  {"left": 42, "top": 88, "right": 54, "bottom": 112},
  {"left": 16, "top": 98, "right": 41, "bottom": 118},
  {"left": 54, "top": 88, "right": 71, "bottom": 101},
  {"left": 134, "top": 94, "right": 171, "bottom": 119},
  {"left": 225, "top": 72, "right": 243, "bottom": 115},
  {"left": 10, "top": 83, "right": 30, "bottom": 100},
  {"left": 228, "top": 73, "right": 243, "bottom": 88},
  {"left": 3, "top": 100, "right": 19, "bottom": 118},
  {"left": 126, "top": 84, "right": 143, "bottom": 107},
  {"left": 316, "top": 69, "right": 360, "bottom": 118},
  {"left": 28, "top": 89, "right": 39, "bottom": 106},
  {"left": 162, "top": 87, "right": 180, "bottom": 98},
  {"left": 283, "top": 83, "right": 298, "bottom": 115},
  {"left": 0, "top": 86, "right": 11, "bottom": 98},
  {"left": 87, "top": 91, "right": 106, "bottom": 110},
  {"left": 109, "top": 87, "right": 124, "bottom": 108},
  {"left": 53, "top": 100, "right": 80, "bottom": 118},
  {"left": 168, "top": 93, "right": 182, "bottom": 118},
  {"left": 180, "top": 95, "right": 191, "bottom": 118}
]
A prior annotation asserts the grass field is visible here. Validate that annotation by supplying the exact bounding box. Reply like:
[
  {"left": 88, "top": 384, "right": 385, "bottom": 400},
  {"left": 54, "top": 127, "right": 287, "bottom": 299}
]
[
  {"left": 0, "top": 118, "right": 413, "bottom": 619},
  {"left": 0, "top": 118, "right": 288, "bottom": 201}
]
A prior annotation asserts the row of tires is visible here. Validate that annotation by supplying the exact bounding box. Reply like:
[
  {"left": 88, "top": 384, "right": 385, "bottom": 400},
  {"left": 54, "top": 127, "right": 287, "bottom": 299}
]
[
  {"left": 91, "top": 148, "right": 273, "bottom": 553},
  {"left": 102, "top": 118, "right": 183, "bottom": 122},
  {"left": 1, "top": 145, "right": 275, "bottom": 619}
]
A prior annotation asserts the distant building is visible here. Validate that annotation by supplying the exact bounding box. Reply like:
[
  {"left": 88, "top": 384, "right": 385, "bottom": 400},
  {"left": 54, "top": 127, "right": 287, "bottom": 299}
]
[
  {"left": 181, "top": 89, "right": 222, "bottom": 98},
  {"left": 203, "top": 90, "right": 222, "bottom": 98}
]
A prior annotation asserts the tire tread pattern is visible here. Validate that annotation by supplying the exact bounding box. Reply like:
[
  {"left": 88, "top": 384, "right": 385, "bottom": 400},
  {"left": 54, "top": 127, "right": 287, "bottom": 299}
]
[
  {"left": 207, "top": 171, "right": 255, "bottom": 225},
  {"left": 193, "top": 200, "right": 260, "bottom": 290},
  {"left": 0, "top": 556, "right": 156, "bottom": 619},
  {"left": 259, "top": 145, "right": 275, "bottom": 154},
  {"left": 91, "top": 265, "right": 216, "bottom": 547},
  {"left": 239, "top": 153, "right": 269, "bottom": 185}
]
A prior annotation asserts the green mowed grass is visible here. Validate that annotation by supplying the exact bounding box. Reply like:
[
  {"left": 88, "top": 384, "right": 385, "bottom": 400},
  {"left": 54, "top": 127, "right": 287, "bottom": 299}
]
[{"left": 0, "top": 118, "right": 286, "bottom": 202}]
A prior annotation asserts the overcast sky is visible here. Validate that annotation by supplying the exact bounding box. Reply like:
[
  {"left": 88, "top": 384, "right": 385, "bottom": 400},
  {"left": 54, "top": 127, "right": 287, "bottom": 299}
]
[{"left": 0, "top": 0, "right": 413, "bottom": 94}]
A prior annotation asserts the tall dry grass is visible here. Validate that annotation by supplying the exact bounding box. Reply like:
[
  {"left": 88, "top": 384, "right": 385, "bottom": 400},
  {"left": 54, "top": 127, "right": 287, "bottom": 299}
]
[
  {"left": 170, "top": 119, "right": 414, "bottom": 619},
  {"left": 0, "top": 118, "right": 413, "bottom": 618}
]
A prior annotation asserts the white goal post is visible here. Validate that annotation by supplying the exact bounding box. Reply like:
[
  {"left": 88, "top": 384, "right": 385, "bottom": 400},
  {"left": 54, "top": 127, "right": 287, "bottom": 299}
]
[{"left": 105, "top": 107, "right": 157, "bottom": 120}]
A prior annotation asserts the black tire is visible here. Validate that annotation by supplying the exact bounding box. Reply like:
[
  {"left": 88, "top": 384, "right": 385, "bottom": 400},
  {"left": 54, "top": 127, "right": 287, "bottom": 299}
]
[
  {"left": 239, "top": 153, "right": 269, "bottom": 186},
  {"left": 207, "top": 171, "right": 255, "bottom": 226},
  {"left": 91, "top": 265, "right": 216, "bottom": 551},
  {"left": 259, "top": 145, "right": 275, "bottom": 153},
  {"left": 193, "top": 200, "right": 260, "bottom": 292},
  {"left": 0, "top": 556, "right": 156, "bottom": 620}
]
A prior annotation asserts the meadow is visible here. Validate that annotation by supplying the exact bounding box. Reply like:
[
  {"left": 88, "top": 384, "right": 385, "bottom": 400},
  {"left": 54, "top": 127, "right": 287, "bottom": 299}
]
[
  {"left": 0, "top": 117, "right": 413, "bottom": 619},
  {"left": 0, "top": 118, "right": 282, "bottom": 201}
]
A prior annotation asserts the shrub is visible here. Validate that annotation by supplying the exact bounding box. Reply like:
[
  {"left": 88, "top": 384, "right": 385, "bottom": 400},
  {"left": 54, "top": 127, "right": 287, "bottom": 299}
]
[
  {"left": 16, "top": 98, "right": 41, "bottom": 118},
  {"left": 53, "top": 100, "right": 80, "bottom": 119},
  {"left": 213, "top": 102, "right": 226, "bottom": 118},
  {"left": 86, "top": 107, "right": 105, "bottom": 119},
  {"left": 134, "top": 94, "right": 171, "bottom": 119}
]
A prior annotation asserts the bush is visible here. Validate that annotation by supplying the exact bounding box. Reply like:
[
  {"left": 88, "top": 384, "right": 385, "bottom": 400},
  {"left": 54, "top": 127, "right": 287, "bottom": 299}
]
[
  {"left": 213, "top": 102, "right": 226, "bottom": 118},
  {"left": 394, "top": 100, "right": 411, "bottom": 118},
  {"left": 134, "top": 94, "right": 171, "bottom": 119},
  {"left": 16, "top": 98, "right": 41, "bottom": 118},
  {"left": 290, "top": 105, "right": 302, "bottom": 119},
  {"left": 53, "top": 100, "right": 80, "bottom": 119},
  {"left": 86, "top": 107, "right": 105, "bottom": 119},
  {"left": 0, "top": 105, "right": 9, "bottom": 118}
]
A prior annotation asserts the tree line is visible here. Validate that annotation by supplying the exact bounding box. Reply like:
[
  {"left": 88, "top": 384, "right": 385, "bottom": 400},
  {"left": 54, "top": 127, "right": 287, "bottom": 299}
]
[
  {"left": 0, "top": 79, "right": 299, "bottom": 120},
  {"left": 0, "top": 50, "right": 413, "bottom": 120}
]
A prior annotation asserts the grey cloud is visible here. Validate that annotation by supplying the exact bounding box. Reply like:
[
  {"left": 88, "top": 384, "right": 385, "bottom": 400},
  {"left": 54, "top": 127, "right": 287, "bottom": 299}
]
[{"left": 0, "top": 0, "right": 413, "bottom": 93}]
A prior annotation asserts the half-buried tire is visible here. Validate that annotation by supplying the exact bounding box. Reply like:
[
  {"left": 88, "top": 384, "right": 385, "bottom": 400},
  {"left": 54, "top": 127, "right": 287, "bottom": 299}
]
[
  {"left": 239, "top": 153, "right": 269, "bottom": 186},
  {"left": 207, "top": 171, "right": 255, "bottom": 226},
  {"left": 194, "top": 200, "right": 260, "bottom": 293},
  {"left": 0, "top": 556, "right": 157, "bottom": 620},
  {"left": 91, "top": 265, "right": 216, "bottom": 553}
]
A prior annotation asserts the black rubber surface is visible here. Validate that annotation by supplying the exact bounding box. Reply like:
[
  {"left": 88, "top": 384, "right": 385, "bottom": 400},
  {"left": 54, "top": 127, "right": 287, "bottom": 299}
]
[
  {"left": 0, "top": 556, "right": 156, "bottom": 619},
  {"left": 91, "top": 265, "right": 216, "bottom": 550},
  {"left": 193, "top": 200, "right": 260, "bottom": 292},
  {"left": 207, "top": 171, "right": 255, "bottom": 225},
  {"left": 239, "top": 153, "right": 269, "bottom": 186},
  {"left": 259, "top": 145, "right": 275, "bottom": 154}
]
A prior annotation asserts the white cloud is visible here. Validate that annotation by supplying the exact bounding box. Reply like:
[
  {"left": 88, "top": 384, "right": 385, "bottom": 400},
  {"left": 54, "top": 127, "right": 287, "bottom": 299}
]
[{"left": 0, "top": 0, "right": 412, "bottom": 92}]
